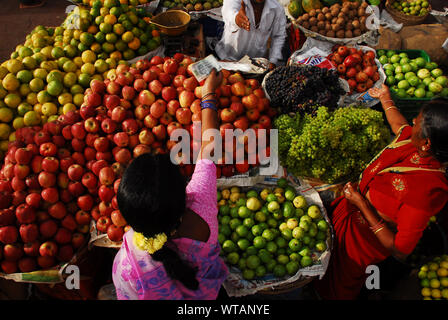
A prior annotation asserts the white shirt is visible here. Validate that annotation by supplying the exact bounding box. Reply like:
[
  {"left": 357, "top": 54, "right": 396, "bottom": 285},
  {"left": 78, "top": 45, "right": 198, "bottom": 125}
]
[{"left": 215, "top": 0, "right": 287, "bottom": 65}]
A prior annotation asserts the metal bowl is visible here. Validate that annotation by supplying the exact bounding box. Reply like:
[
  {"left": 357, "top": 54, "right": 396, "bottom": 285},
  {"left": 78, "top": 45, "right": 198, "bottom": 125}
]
[{"left": 149, "top": 10, "right": 191, "bottom": 36}]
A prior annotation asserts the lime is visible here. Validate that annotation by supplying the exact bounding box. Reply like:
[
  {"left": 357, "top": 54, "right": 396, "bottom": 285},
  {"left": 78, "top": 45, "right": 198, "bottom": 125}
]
[
  {"left": 47, "top": 80, "right": 63, "bottom": 96},
  {"left": 288, "top": 238, "right": 302, "bottom": 252},
  {"left": 414, "top": 87, "right": 426, "bottom": 98},
  {"left": 221, "top": 224, "right": 231, "bottom": 237},
  {"left": 235, "top": 225, "right": 249, "bottom": 238},
  {"left": 315, "top": 241, "right": 327, "bottom": 252},
  {"left": 300, "top": 256, "right": 313, "bottom": 268},
  {"left": 222, "top": 240, "right": 237, "bottom": 253},
  {"left": 251, "top": 224, "right": 263, "bottom": 236},
  {"left": 390, "top": 54, "right": 401, "bottom": 64},
  {"left": 266, "top": 241, "right": 278, "bottom": 254},
  {"left": 273, "top": 264, "right": 286, "bottom": 278},
  {"left": 430, "top": 279, "right": 440, "bottom": 289},
  {"left": 276, "top": 237, "right": 287, "bottom": 249},
  {"left": 238, "top": 206, "right": 252, "bottom": 219},
  {"left": 237, "top": 239, "right": 250, "bottom": 251},
  {"left": 230, "top": 206, "right": 239, "bottom": 218},
  {"left": 428, "top": 82, "right": 443, "bottom": 94},
  {"left": 286, "top": 261, "right": 300, "bottom": 276},
  {"left": 281, "top": 228, "right": 293, "bottom": 240},
  {"left": 253, "top": 236, "right": 266, "bottom": 249},
  {"left": 246, "top": 255, "right": 261, "bottom": 270},
  {"left": 267, "top": 201, "right": 280, "bottom": 213},
  {"left": 226, "top": 252, "right": 239, "bottom": 265},
  {"left": 242, "top": 268, "right": 255, "bottom": 280},
  {"left": 255, "top": 265, "right": 267, "bottom": 278},
  {"left": 243, "top": 218, "right": 255, "bottom": 229},
  {"left": 258, "top": 249, "right": 272, "bottom": 263},
  {"left": 435, "top": 75, "right": 448, "bottom": 87},
  {"left": 254, "top": 211, "right": 267, "bottom": 222},
  {"left": 293, "top": 195, "right": 307, "bottom": 209},
  {"left": 219, "top": 204, "right": 230, "bottom": 215},
  {"left": 266, "top": 193, "right": 277, "bottom": 203},
  {"left": 262, "top": 229, "right": 276, "bottom": 241}
]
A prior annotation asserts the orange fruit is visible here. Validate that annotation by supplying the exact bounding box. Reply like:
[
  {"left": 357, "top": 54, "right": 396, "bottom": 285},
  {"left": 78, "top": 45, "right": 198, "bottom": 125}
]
[
  {"left": 122, "top": 31, "right": 134, "bottom": 43},
  {"left": 113, "top": 24, "right": 125, "bottom": 36},
  {"left": 91, "top": 43, "right": 102, "bottom": 53},
  {"left": 128, "top": 37, "right": 140, "bottom": 50},
  {"left": 110, "top": 51, "right": 122, "bottom": 61},
  {"left": 151, "top": 30, "right": 160, "bottom": 37},
  {"left": 104, "top": 14, "right": 117, "bottom": 25},
  {"left": 87, "top": 25, "right": 98, "bottom": 34}
]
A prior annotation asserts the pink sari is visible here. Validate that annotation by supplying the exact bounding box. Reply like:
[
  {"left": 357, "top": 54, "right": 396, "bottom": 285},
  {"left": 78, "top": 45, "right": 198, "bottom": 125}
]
[{"left": 112, "top": 159, "right": 229, "bottom": 300}]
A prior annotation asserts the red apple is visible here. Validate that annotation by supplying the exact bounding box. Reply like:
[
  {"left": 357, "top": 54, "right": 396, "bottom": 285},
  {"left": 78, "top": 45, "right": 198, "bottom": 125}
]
[
  {"left": 179, "top": 90, "right": 195, "bottom": 109},
  {"left": 107, "top": 224, "right": 124, "bottom": 242},
  {"left": 111, "top": 210, "right": 127, "bottom": 227},
  {"left": 122, "top": 119, "right": 139, "bottom": 135},
  {"left": 19, "top": 224, "right": 39, "bottom": 243},
  {"left": 71, "top": 233, "right": 85, "bottom": 249},
  {"left": 3, "top": 243, "right": 23, "bottom": 261},
  {"left": 39, "top": 241, "right": 58, "bottom": 257},
  {"left": 34, "top": 131, "right": 51, "bottom": 146},
  {"left": 57, "top": 244, "right": 74, "bottom": 262},
  {"left": 61, "top": 214, "right": 77, "bottom": 231},
  {"left": 0, "top": 225, "right": 18, "bottom": 244},
  {"left": 67, "top": 164, "right": 84, "bottom": 182},
  {"left": 133, "top": 144, "right": 151, "bottom": 158},
  {"left": 148, "top": 80, "right": 163, "bottom": 96},
  {"left": 175, "top": 107, "right": 192, "bottom": 125},
  {"left": 246, "top": 108, "right": 260, "bottom": 122},
  {"left": 39, "top": 219, "right": 58, "bottom": 239},
  {"left": 110, "top": 106, "right": 126, "bottom": 124},
  {"left": 41, "top": 187, "right": 59, "bottom": 203},
  {"left": 39, "top": 142, "right": 57, "bottom": 157},
  {"left": 141, "top": 109, "right": 159, "bottom": 127},
  {"left": 37, "top": 256, "right": 55, "bottom": 269},
  {"left": 23, "top": 241, "right": 40, "bottom": 256},
  {"left": 15, "top": 204, "right": 36, "bottom": 224},
  {"left": 96, "top": 216, "right": 112, "bottom": 233},
  {"left": 25, "top": 193, "right": 41, "bottom": 208},
  {"left": 75, "top": 210, "right": 91, "bottom": 226},
  {"left": 99, "top": 167, "right": 115, "bottom": 186}
]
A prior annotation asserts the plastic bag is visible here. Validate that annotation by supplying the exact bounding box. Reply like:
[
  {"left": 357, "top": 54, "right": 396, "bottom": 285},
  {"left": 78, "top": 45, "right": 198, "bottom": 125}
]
[{"left": 287, "top": 38, "right": 385, "bottom": 108}]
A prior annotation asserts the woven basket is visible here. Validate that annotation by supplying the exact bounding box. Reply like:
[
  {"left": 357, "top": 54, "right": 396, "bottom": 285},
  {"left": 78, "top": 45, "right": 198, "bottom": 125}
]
[
  {"left": 385, "top": 0, "right": 431, "bottom": 26},
  {"left": 258, "top": 276, "right": 315, "bottom": 295}
]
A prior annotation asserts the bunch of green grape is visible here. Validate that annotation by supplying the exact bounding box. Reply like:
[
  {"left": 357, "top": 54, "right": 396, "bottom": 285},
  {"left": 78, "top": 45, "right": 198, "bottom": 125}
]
[{"left": 274, "top": 106, "right": 391, "bottom": 184}]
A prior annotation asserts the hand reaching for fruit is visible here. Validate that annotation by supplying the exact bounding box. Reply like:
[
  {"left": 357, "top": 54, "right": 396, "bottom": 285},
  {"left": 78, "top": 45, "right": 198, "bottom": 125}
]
[
  {"left": 235, "top": 0, "right": 250, "bottom": 31},
  {"left": 368, "top": 84, "right": 392, "bottom": 101}
]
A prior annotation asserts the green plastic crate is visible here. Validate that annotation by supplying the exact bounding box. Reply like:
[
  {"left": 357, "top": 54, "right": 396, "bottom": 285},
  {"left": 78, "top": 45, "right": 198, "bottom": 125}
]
[{"left": 376, "top": 49, "right": 433, "bottom": 122}]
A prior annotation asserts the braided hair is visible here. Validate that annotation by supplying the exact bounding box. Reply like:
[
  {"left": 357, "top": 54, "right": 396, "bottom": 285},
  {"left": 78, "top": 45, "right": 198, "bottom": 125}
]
[
  {"left": 117, "top": 153, "right": 199, "bottom": 291},
  {"left": 420, "top": 99, "right": 448, "bottom": 166}
]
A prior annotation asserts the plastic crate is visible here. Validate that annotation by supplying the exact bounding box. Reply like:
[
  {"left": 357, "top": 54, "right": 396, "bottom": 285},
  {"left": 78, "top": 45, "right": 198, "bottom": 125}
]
[{"left": 376, "top": 49, "right": 432, "bottom": 122}]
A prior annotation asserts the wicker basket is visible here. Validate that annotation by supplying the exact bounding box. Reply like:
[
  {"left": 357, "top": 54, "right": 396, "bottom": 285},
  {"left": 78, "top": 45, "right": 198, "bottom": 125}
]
[{"left": 385, "top": 0, "right": 431, "bottom": 26}]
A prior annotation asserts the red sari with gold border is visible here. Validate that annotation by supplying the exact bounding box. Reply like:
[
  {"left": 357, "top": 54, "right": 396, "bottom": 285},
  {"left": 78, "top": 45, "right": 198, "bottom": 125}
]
[{"left": 314, "top": 125, "right": 448, "bottom": 300}]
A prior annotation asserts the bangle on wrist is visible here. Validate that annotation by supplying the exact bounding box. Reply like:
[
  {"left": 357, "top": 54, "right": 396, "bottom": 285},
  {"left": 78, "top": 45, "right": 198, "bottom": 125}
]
[
  {"left": 369, "top": 218, "right": 384, "bottom": 231},
  {"left": 374, "top": 226, "right": 385, "bottom": 234},
  {"left": 385, "top": 106, "right": 398, "bottom": 112},
  {"left": 202, "top": 92, "right": 216, "bottom": 101},
  {"left": 200, "top": 101, "right": 218, "bottom": 112}
]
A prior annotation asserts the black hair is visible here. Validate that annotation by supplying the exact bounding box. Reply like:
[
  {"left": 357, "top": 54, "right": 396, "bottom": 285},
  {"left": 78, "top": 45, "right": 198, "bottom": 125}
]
[
  {"left": 117, "top": 153, "right": 199, "bottom": 291},
  {"left": 420, "top": 99, "right": 448, "bottom": 164}
]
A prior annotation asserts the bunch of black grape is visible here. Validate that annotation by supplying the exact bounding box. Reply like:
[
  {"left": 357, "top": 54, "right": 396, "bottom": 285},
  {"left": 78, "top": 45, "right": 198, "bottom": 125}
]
[{"left": 265, "top": 65, "right": 346, "bottom": 115}]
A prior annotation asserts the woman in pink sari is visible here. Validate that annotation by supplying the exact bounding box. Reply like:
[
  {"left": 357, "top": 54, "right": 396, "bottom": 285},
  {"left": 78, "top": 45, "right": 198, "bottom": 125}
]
[{"left": 112, "top": 69, "right": 229, "bottom": 300}]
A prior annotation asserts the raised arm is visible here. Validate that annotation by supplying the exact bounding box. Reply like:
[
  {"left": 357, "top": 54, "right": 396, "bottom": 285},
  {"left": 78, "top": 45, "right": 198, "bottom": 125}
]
[
  {"left": 368, "top": 84, "right": 408, "bottom": 136},
  {"left": 199, "top": 69, "right": 223, "bottom": 160}
]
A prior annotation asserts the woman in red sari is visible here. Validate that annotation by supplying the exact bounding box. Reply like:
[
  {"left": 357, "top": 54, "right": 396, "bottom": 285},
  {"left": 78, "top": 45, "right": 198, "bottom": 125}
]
[{"left": 314, "top": 85, "right": 448, "bottom": 300}]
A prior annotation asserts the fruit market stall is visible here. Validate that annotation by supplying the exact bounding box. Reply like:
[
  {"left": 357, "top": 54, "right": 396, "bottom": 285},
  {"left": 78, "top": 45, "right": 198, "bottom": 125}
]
[{"left": 0, "top": 0, "right": 447, "bottom": 301}]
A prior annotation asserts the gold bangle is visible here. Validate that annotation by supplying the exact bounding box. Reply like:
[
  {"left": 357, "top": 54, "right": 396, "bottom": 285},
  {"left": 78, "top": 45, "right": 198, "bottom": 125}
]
[
  {"left": 374, "top": 226, "right": 385, "bottom": 234},
  {"left": 385, "top": 106, "right": 398, "bottom": 112}
]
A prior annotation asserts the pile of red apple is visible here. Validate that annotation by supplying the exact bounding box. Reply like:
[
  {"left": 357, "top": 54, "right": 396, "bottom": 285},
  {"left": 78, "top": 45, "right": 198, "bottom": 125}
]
[
  {"left": 0, "top": 123, "right": 92, "bottom": 274},
  {"left": 82, "top": 54, "right": 275, "bottom": 239},
  {"left": 327, "top": 45, "right": 380, "bottom": 94}
]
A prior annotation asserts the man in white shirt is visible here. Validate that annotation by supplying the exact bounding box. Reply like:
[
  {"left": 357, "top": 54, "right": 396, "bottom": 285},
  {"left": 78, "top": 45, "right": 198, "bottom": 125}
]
[{"left": 215, "top": 0, "right": 287, "bottom": 67}]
